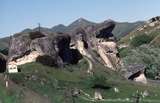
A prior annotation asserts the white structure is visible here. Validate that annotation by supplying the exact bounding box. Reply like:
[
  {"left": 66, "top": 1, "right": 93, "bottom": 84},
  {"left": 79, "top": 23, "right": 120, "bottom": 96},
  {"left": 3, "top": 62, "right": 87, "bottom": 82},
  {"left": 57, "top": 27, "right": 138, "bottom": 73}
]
[
  {"left": 7, "top": 51, "right": 43, "bottom": 73},
  {"left": 94, "top": 89, "right": 103, "bottom": 100},
  {"left": 7, "top": 61, "right": 18, "bottom": 73}
]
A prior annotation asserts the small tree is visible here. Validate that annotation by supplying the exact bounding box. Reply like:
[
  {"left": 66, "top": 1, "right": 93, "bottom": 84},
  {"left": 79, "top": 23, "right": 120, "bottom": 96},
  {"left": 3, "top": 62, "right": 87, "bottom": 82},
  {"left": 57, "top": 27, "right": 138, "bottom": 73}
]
[
  {"left": 146, "top": 64, "right": 159, "bottom": 79},
  {"left": 84, "top": 73, "right": 111, "bottom": 100}
]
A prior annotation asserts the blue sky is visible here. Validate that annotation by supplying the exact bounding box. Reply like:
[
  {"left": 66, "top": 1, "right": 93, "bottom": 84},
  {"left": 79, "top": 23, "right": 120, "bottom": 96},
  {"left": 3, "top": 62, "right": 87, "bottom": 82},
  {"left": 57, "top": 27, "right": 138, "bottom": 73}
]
[{"left": 0, "top": 0, "right": 160, "bottom": 37}]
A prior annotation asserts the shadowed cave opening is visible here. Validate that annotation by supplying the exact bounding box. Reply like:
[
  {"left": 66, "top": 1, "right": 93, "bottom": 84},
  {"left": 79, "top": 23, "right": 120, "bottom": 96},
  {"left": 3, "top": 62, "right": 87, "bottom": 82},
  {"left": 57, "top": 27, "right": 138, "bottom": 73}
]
[
  {"left": 128, "top": 71, "right": 142, "bottom": 80},
  {"left": 57, "top": 36, "right": 82, "bottom": 64},
  {"left": 96, "top": 26, "right": 114, "bottom": 38}
]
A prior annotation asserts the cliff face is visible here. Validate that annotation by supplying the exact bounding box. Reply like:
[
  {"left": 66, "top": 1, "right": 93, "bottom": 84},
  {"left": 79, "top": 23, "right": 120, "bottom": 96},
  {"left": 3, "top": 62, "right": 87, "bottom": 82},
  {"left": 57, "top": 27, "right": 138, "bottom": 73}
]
[{"left": 8, "top": 20, "right": 121, "bottom": 71}]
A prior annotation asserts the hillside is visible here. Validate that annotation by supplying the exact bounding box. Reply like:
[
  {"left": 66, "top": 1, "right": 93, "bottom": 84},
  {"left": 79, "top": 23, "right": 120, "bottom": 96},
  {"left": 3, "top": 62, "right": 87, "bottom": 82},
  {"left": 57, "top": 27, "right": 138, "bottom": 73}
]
[
  {"left": 1, "top": 62, "right": 160, "bottom": 103},
  {"left": 119, "top": 16, "right": 160, "bottom": 80},
  {"left": 119, "top": 16, "right": 160, "bottom": 46}
]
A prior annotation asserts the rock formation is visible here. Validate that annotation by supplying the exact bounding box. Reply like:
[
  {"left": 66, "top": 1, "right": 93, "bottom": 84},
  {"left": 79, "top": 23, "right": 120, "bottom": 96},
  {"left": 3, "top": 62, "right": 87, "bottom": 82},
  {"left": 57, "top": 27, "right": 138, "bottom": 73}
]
[
  {"left": 125, "top": 64, "right": 147, "bottom": 84},
  {"left": 7, "top": 20, "right": 121, "bottom": 73},
  {"left": 93, "top": 20, "right": 121, "bottom": 70},
  {"left": 69, "top": 20, "right": 122, "bottom": 72}
]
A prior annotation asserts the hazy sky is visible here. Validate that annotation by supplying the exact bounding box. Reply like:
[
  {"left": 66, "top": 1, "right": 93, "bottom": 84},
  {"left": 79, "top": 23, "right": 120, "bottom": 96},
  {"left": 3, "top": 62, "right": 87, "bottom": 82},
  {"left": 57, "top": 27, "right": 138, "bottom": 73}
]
[{"left": 0, "top": 0, "right": 160, "bottom": 37}]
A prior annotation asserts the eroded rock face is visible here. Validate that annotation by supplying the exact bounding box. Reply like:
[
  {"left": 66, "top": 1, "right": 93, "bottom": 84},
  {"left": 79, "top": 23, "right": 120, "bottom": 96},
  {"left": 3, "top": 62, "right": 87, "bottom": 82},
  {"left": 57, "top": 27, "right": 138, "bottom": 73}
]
[
  {"left": 69, "top": 20, "right": 121, "bottom": 72},
  {"left": 8, "top": 20, "right": 121, "bottom": 72},
  {"left": 93, "top": 21, "right": 121, "bottom": 70},
  {"left": 8, "top": 31, "right": 82, "bottom": 68},
  {"left": 125, "top": 64, "right": 147, "bottom": 84},
  {"left": 134, "top": 73, "right": 147, "bottom": 84}
]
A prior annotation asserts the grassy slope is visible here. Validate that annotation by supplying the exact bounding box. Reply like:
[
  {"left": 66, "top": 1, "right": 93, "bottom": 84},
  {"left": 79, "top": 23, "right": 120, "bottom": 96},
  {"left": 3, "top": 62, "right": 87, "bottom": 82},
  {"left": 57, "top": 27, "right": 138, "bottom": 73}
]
[
  {"left": 0, "top": 75, "right": 23, "bottom": 103},
  {"left": 0, "top": 60, "right": 158, "bottom": 103},
  {"left": 150, "top": 34, "right": 160, "bottom": 47},
  {"left": 119, "top": 22, "right": 160, "bottom": 45}
]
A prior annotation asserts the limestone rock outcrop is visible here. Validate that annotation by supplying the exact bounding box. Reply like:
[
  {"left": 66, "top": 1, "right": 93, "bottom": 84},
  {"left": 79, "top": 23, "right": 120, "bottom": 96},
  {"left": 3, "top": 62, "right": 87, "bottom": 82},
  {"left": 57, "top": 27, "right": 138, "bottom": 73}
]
[
  {"left": 8, "top": 31, "right": 82, "bottom": 69},
  {"left": 69, "top": 20, "right": 121, "bottom": 72},
  {"left": 7, "top": 20, "right": 121, "bottom": 72},
  {"left": 124, "top": 64, "right": 147, "bottom": 84}
]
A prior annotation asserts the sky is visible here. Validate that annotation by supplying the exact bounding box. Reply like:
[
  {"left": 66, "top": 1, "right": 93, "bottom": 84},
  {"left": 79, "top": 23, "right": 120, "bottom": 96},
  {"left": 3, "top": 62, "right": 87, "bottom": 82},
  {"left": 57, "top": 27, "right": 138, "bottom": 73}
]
[{"left": 0, "top": 0, "right": 160, "bottom": 38}]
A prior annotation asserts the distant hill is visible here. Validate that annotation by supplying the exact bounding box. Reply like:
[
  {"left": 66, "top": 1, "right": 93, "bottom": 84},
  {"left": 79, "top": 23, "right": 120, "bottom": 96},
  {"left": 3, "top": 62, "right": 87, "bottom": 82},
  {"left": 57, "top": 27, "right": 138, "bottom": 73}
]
[
  {"left": 51, "top": 24, "right": 67, "bottom": 32},
  {"left": 67, "top": 18, "right": 96, "bottom": 31},
  {"left": 21, "top": 28, "right": 32, "bottom": 33},
  {"left": 113, "top": 21, "right": 144, "bottom": 39},
  {"left": 0, "top": 37, "right": 10, "bottom": 49}
]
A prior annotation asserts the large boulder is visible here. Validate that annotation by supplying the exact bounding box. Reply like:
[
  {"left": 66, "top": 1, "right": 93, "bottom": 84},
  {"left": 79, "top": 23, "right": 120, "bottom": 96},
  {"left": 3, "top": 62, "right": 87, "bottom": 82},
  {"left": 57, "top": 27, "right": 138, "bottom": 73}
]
[
  {"left": 8, "top": 31, "right": 82, "bottom": 67},
  {"left": 68, "top": 20, "right": 121, "bottom": 71},
  {"left": 95, "top": 20, "right": 115, "bottom": 39},
  {"left": 124, "top": 64, "right": 147, "bottom": 84},
  {"left": 8, "top": 19, "right": 121, "bottom": 71}
]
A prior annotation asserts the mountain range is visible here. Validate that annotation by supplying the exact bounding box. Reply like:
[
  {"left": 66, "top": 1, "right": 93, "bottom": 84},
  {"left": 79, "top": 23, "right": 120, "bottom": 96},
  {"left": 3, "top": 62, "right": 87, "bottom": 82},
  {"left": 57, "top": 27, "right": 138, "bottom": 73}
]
[{"left": 0, "top": 18, "right": 144, "bottom": 49}]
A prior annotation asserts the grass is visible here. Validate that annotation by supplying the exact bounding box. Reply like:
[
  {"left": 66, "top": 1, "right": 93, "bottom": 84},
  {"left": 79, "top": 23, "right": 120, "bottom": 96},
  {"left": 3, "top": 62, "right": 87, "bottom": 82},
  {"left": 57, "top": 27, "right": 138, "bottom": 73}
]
[
  {"left": 3, "top": 60, "right": 160, "bottom": 103},
  {"left": 0, "top": 78, "right": 23, "bottom": 103},
  {"left": 119, "top": 24, "right": 160, "bottom": 46}
]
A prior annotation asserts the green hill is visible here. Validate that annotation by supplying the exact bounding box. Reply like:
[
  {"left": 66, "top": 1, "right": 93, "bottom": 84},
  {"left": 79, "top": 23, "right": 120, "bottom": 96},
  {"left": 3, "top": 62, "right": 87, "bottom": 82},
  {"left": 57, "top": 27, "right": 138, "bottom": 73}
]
[
  {"left": 1, "top": 61, "right": 160, "bottom": 103},
  {"left": 119, "top": 16, "right": 160, "bottom": 80},
  {"left": 113, "top": 21, "right": 144, "bottom": 39}
]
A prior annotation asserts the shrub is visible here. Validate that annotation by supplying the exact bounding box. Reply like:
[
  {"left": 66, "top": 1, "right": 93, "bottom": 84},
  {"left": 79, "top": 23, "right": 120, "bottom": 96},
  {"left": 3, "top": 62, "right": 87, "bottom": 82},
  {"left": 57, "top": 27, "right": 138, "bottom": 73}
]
[
  {"left": 29, "top": 31, "right": 45, "bottom": 40},
  {"left": 84, "top": 73, "right": 110, "bottom": 88},
  {"left": 118, "top": 47, "right": 131, "bottom": 58},
  {"left": 146, "top": 64, "right": 159, "bottom": 79},
  {"left": 36, "top": 55, "right": 58, "bottom": 67},
  {"left": 122, "top": 46, "right": 160, "bottom": 79},
  {"left": 130, "top": 34, "right": 152, "bottom": 47}
]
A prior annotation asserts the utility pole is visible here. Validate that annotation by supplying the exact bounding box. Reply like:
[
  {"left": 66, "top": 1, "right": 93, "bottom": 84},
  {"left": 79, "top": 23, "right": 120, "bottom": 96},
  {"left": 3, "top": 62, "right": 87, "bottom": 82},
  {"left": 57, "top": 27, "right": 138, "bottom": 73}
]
[
  {"left": 38, "top": 23, "right": 41, "bottom": 32},
  {"left": 5, "top": 35, "right": 12, "bottom": 87}
]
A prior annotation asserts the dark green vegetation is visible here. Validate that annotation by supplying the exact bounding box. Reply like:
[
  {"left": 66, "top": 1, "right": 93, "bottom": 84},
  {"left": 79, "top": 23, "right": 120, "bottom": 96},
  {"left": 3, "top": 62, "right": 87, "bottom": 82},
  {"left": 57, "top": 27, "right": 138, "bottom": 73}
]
[
  {"left": 120, "top": 46, "right": 160, "bottom": 80},
  {"left": 130, "top": 34, "right": 153, "bottom": 47}
]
